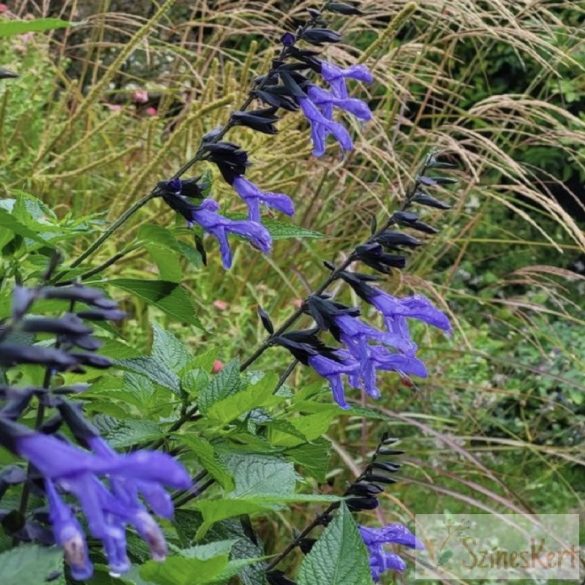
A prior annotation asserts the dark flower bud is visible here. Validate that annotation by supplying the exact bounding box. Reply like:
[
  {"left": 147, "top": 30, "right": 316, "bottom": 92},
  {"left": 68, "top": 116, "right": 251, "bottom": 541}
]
[
  {"left": 281, "top": 32, "right": 296, "bottom": 47},
  {"left": 12, "top": 287, "right": 37, "bottom": 320},
  {"left": 258, "top": 306, "right": 274, "bottom": 335},
  {"left": 56, "top": 401, "right": 99, "bottom": 444},
  {"left": 374, "top": 231, "right": 421, "bottom": 250},
  {"left": 278, "top": 70, "right": 307, "bottom": 97},
  {"left": 364, "top": 472, "right": 398, "bottom": 485},
  {"left": 393, "top": 211, "right": 439, "bottom": 235},
  {"left": 274, "top": 329, "right": 339, "bottom": 363},
  {"left": 308, "top": 8, "right": 321, "bottom": 19},
  {"left": 418, "top": 175, "right": 458, "bottom": 187},
  {"left": 42, "top": 286, "right": 118, "bottom": 310},
  {"left": 70, "top": 353, "right": 112, "bottom": 369},
  {"left": 0, "top": 388, "right": 35, "bottom": 420},
  {"left": 354, "top": 243, "right": 406, "bottom": 274},
  {"left": 326, "top": 2, "right": 362, "bottom": 16},
  {"left": 232, "top": 108, "right": 279, "bottom": 134},
  {"left": 0, "top": 345, "right": 79, "bottom": 371},
  {"left": 371, "top": 461, "right": 401, "bottom": 473},
  {"left": 377, "top": 447, "right": 405, "bottom": 457},
  {"left": 0, "top": 68, "right": 18, "bottom": 79},
  {"left": 346, "top": 482, "right": 384, "bottom": 497},
  {"left": 301, "top": 28, "right": 342, "bottom": 46},
  {"left": 346, "top": 496, "right": 379, "bottom": 511},
  {"left": 202, "top": 142, "right": 250, "bottom": 184},
  {"left": 412, "top": 191, "right": 451, "bottom": 210},
  {"left": 76, "top": 309, "right": 126, "bottom": 322},
  {"left": 194, "top": 234, "right": 207, "bottom": 266},
  {"left": 21, "top": 314, "right": 92, "bottom": 337},
  {"left": 255, "top": 87, "right": 298, "bottom": 112},
  {"left": 161, "top": 192, "right": 197, "bottom": 223},
  {"left": 267, "top": 570, "right": 297, "bottom": 585}
]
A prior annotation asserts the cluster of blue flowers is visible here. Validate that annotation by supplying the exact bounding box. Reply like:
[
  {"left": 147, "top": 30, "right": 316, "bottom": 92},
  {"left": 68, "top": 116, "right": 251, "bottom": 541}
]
[
  {"left": 0, "top": 279, "right": 190, "bottom": 579},
  {"left": 157, "top": 18, "right": 374, "bottom": 269}
]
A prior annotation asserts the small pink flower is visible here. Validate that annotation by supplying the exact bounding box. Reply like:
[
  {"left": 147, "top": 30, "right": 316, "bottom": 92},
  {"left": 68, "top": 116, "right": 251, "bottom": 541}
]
[
  {"left": 132, "top": 89, "right": 149, "bottom": 104},
  {"left": 213, "top": 300, "right": 229, "bottom": 311},
  {"left": 105, "top": 104, "right": 122, "bottom": 112},
  {"left": 212, "top": 360, "right": 224, "bottom": 374},
  {"left": 0, "top": 4, "right": 8, "bottom": 13},
  {"left": 144, "top": 106, "right": 158, "bottom": 117}
]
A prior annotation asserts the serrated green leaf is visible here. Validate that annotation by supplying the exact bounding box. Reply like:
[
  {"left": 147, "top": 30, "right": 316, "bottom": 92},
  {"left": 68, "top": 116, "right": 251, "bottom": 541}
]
[
  {"left": 140, "top": 555, "right": 228, "bottom": 585},
  {"left": 227, "top": 454, "right": 297, "bottom": 498},
  {"left": 286, "top": 438, "right": 332, "bottom": 483},
  {"left": 262, "top": 219, "right": 324, "bottom": 240},
  {"left": 199, "top": 360, "right": 241, "bottom": 414},
  {"left": 151, "top": 323, "right": 191, "bottom": 373},
  {"left": 177, "top": 435, "right": 234, "bottom": 491},
  {"left": 297, "top": 504, "right": 374, "bottom": 585},
  {"left": 0, "top": 208, "right": 52, "bottom": 244},
  {"left": 145, "top": 243, "right": 182, "bottom": 282},
  {"left": 194, "top": 495, "right": 340, "bottom": 539},
  {"left": 118, "top": 355, "right": 180, "bottom": 393},
  {"left": 92, "top": 415, "right": 162, "bottom": 448},
  {"left": 0, "top": 545, "right": 64, "bottom": 585},
  {"left": 207, "top": 373, "right": 281, "bottom": 424},
  {"left": 108, "top": 279, "right": 202, "bottom": 328}
]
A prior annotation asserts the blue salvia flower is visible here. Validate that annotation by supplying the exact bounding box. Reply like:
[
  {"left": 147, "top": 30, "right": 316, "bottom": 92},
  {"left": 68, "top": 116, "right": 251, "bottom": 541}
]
[
  {"left": 347, "top": 345, "right": 428, "bottom": 400},
  {"left": 339, "top": 272, "right": 451, "bottom": 355},
  {"left": 159, "top": 178, "right": 272, "bottom": 269},
  {"left": 0, "top": 418, "right": 191, "bottom": 579},
  {"left": 305, "top": 297, "right": 427, "bottom": 402},
  {"left": 45, "top": 479, "right": 92, "bottom": 580},
  {"left": 320, "top": 61, "right": 374, "bottom": 98},
  {"left": 307, "top": 350, "right": 360, "bottom": 409},
  {"left": 360, "top": 523, "right": 424, "bottom": 581},
  {"left": 298, "top": 94, "right": 353, "bottom": 157},
  {"left": 369, "top": 292, "right": 452, "bottom": 355},
  {"left": 232, "top": 176, "right": 295, "bottom": 222},
  {"left": 190, "top": 199, "right": 272, "bottom": 269},
  {"left": 306, "top": 85, "right": 373, "bottom": 122}
]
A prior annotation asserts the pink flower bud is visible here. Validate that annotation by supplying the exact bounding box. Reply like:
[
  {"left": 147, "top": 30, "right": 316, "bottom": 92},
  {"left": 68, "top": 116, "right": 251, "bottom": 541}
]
[
  {"left": 0, "top": 4, "right": 9, "bottom": 13},
  {"left": 213, "top": 300, "right": 229, "bottom": 311},
  {"left": 132, "top": 89, "right": 149, "bottom": 104},
  {"left": 212, "top": 360, "right": 224, "bottom": 374},
  {"left": 145, "top": 106, "right": 158, "bottom": 117}
]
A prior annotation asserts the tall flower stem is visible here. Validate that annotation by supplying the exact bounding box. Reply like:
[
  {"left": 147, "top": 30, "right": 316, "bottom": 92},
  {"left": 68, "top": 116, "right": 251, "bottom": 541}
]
[
  {"left": 62, "top": 5, "right": 329, "bottom": 277},
  {"left": 240, "top": 163, "right": 430, "bottom": 373}
]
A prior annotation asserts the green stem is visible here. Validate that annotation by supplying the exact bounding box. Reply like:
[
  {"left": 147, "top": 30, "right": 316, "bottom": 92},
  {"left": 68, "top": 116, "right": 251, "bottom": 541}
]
[{"left": 66, "top": 192, "right": 157, "bottom": 272}]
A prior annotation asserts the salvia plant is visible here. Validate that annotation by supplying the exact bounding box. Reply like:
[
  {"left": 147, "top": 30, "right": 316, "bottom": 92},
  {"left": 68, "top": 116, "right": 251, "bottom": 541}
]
[{"left": 0, "top": 2, "right": 460, "bottom": 584}]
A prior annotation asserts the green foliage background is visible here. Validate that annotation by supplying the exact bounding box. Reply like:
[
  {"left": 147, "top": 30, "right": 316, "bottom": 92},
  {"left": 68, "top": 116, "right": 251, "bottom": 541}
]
[{"left": 0, "top": 1, "right": 583, "bottom": 584}]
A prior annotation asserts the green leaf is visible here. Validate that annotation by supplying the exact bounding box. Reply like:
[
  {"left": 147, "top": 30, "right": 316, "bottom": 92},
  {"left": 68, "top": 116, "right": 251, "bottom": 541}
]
[
  {"left": 140, "top": 555, "right": 228, "bottom": 585},
  {"left": 194, "top": 494, "right": 339, "bottom": 539},
  {"left": 286, "top": 438, "right": 332, "bottom": 483},
  {"left": 0, "top": 18, "right": 70, "bottom": 38},
  {"left": 207, "top": 373, "right": 282, "bottom": 424},
  {"left": 228, "top": 215, "right": 324, "bottom": 240},
  {"left": 227, "top": 454, "right": 297, "bottom": 498},
  {"left": 108, "top": 279, "right": 202, "bottom": 328},
  {"left": 92, "top": 415, "right": 162, "bottom": 448},
  {"left": 151, "top": 323, "right": 191, "bottom": 373},
  {"left": 118, "top": 356, "right": 180, "bottom": 394},
  {"left": 198, "top": 360, "right": 241, "bottom": 414},
  {"left": 0, "top": 209, "right": 52, "bottom": 244},
  {"left": 263, "top": 219, "right": 324, "bottom": 240},
  {"left": 297, "top": 504, "right": 374, "bottom": 585},
  {"left": 177, "top": 435, "right": 234, "bottom": 491},
  {"left": 0, "top": 545, "right": 64, "bottom": 585}
]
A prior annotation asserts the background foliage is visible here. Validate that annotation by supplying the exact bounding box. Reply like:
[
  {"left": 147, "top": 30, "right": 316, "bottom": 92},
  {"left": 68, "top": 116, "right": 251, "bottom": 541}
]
[{"left": 0, "top": 0, "right": 583, "bottom": 583}]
